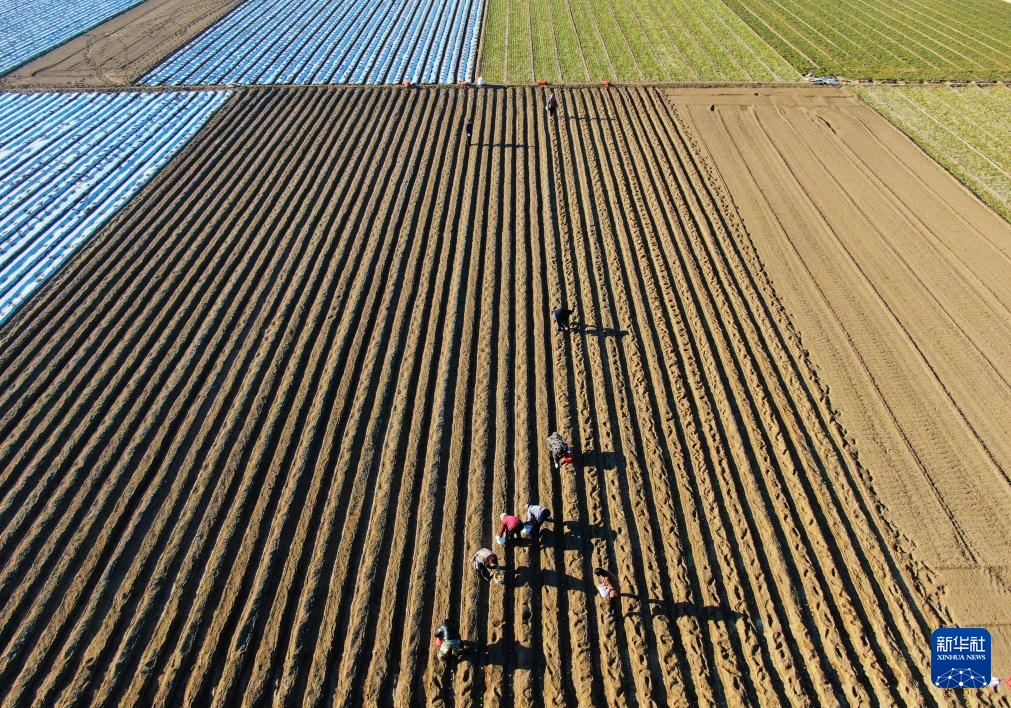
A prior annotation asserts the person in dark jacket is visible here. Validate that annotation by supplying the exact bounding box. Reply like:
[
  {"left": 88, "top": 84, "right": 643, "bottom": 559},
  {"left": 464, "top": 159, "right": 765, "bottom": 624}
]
[
  {"left": 522, "top": 503, "right": 552, "bottom": 544},
  {"left": 551, "top": 306, "right": 574, "bottom": 333}
]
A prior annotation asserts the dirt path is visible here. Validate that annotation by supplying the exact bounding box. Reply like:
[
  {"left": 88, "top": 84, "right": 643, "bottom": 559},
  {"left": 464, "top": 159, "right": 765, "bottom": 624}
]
[
  {"left": 0, "top": 85, "right": 950, "bottom": 704},
  {"left": 683, "top": 85, "right": 1011, "bottom": 674}
]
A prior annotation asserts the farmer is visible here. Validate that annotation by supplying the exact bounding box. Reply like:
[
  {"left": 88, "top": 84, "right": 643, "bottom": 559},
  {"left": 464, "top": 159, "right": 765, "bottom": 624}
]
[
  {"left": 546, "top": 92, "right": 558, "bottom": 116},
  {"left": 464, "top": 118, "right": 474, "bottom": 142},
  {"left": 594, "top": 568, "right": 620, "bottom": 617},
  {"left": 551, "top": 306, "right": 574, "bottom": 333},
  {"left": 547, "top": 431, "right": 574, "bottom": 470},
  {"left": 497, "top": 512, "right": 522, "bottom": 545},
  {"left": 434, "top": 619, "right": 468, "bottom": 662},
  {"left": 522, "top": 503, "right": 552, "bottom": 543},
  {"left": 471, "top": 547, "right": 501, "bottom": 582}
]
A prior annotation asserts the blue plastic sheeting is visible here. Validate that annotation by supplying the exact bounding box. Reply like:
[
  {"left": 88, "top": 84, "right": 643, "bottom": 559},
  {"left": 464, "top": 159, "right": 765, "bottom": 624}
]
[
  {"left": 0, "top": 90, "right": 229, "bottom": 323},
  {"left": 142, "top": 0, "right": 485, "bottom": 85},
  {"left": 0, "top": 0, "right": 148, "bottom": 75}
]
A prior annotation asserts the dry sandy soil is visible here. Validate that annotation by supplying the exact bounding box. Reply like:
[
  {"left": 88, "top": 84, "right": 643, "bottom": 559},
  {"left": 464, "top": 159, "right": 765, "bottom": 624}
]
[
  {"left": 0, "top": 0, "right": 244, "bottom": 88},
  {"left": 684, "top": 86, "right": 1011, "bottom": 674},
  {"left": 0, "top": 85, "right": 986, "bottom": 705}
]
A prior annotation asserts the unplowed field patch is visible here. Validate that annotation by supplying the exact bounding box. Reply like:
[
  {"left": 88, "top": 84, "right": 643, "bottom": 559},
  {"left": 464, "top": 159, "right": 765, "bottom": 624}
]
[{"left": 0, "top": 86, "right": 944, "bottom": 705}]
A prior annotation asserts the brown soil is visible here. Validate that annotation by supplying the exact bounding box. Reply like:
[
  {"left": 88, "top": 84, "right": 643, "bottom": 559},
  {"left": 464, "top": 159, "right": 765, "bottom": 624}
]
[
  {"left": 0, "top": 0, "right": 244, "bottom": 88},
  {"left": 683, "top": 86, "right": 1011, "bottom": 673},
  {"left": 0, "top": 86, "right": 954, "bottom": 704}
]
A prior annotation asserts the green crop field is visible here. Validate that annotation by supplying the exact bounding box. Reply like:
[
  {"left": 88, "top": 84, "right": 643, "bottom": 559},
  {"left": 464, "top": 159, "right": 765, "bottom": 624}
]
[
  {"left": 720, "top": 0, "right": 1011, "bottom": 80},
  {"left": 856, "top": 84, "right": 1011, "bottom": 222},
  {"left": 478, "top": 0, "right": 800, "bottom": 83}
]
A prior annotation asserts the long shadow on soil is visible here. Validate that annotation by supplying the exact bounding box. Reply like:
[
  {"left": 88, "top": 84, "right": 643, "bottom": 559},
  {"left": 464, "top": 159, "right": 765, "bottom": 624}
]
[
  {"left": 570, "top": 321, "right": 628, "bottom": 338},
  {"left": 642, "top": 599, "right": 748, "bottom": 625},
  {"left": 573, "top": 448, "right": 623, "bottom": 469},
  {"left": 431, "top": 640, "right": 544, "bottom": 702},
  {"left": 469, "top": 142, "right": 529, "bottom": 149}
]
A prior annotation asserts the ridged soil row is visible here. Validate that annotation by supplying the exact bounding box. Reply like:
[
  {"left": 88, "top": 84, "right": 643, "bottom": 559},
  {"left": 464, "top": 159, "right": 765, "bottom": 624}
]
[
  {"left": 0, "top": 86, "right": 378, "bottom": 703},
  {"left": 141, "top": 86, "right": 413, "bottom": 706},
  {"left": 568, "top": 87, "right": 779, "bottom": 704},
  {"left": 0, "top": 87, "right": 325, "bottom": 703},
  {"left": 80, "top": 86, "right": 371, "bottom": 705},
  {"left": 206, "top": 87, "right": 445, "bottom": 705},
  {"left": 560, "top": 87, "right": 809, "bottom": 705},
  {"left": 184, "top": 86, "right": 442, "bottom": 707},
  {"left": 0, "top": 86, "right": 946, "bottom": 706},
  {"left": 330, "top": 87, "right": 468, "bottom": 706},
  {"left": 99, "top": 86, "right": 394, "bottom": 706},
  {"left": 321, "top": 86, "right": 471, "bottom": 705},
  {"left": 552, "top": 89, "right": 641, "bottom": 706},
  {"left": 660, "top": 94, "right": 945, "bottom": 700}
]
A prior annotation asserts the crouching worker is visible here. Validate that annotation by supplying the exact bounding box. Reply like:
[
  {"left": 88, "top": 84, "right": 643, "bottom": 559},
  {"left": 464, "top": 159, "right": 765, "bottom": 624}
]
[
  {"left": 497, "top": 513, "right": 522, "bottom": 546},
  {"left": 471, "top": 547, "right": 501, "bottom": 583},
  {"left": 594, "top": 568, "right": 620, "bottom": 618},
  {"left": 434, "top": 619, "right": 468, "bottom": 662},
  {"left": 547, "top": 432, "right": 575, "bottom": 470},
  {"left": 521, "top": 504, "right": 552, "bottom": 544},
  {"left": 551, "top": 307, "right": 574, "bottom": 333}
]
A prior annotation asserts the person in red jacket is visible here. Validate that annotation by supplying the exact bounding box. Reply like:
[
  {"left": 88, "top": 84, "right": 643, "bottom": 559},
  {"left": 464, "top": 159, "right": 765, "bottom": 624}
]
[{"left": 496, "top": 512, "right": 522, "bottom": 545}]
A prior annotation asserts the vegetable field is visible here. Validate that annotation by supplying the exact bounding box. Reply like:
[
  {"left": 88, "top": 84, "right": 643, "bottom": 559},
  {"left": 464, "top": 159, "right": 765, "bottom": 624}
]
[
  {"left": 721, "top": 0, "right": 1011, "bottom": 80},
  {"left": 478, "top": 0, "right": 798, "bottom": 83},
  {"left": 0, "top": 0, "right": 148, "bottom": 75},
  {"left": 0, "top": 91, "right": 227, "bottom": 322},
  {"left": 855, "top": 85, "right": 1011, "bottom": 223},
  {"left": 142, "top": 0, "right": 484, "bottom": 85}
]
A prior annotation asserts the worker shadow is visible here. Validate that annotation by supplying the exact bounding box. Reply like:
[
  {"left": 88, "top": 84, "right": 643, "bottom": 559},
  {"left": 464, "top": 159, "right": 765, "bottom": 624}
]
[
  {"left": 473, "top": 142, "right": 529, "bottom": 149},
  {"left": 565, "top": 114, "right": 615, "bottom": 123},
  {"left": 546, "top": 520, "right": 617, "bottom": 552},
  {"left": 511, "top": 566, "right": 590, "bottom": 593},
  {"left": 640, "top": 598, "right": 748, "bottom": 625},
  {"left": 577, "top": 449, "right": 623, "bottom": 470},
  {"left": 474, "top": 639, "right": 544, "bottom": 670},
  {"left": 432, "top": 644, "right": 481, "bottom": 699},
  {"left": 577, "top": 322, "right": 628, "bottom": 338}
]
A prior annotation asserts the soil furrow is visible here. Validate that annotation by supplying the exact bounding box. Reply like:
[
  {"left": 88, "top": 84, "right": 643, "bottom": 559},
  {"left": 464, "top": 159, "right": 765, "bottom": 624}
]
[{"left": 0, "top": 85, "right": 972, "bottom": 703}]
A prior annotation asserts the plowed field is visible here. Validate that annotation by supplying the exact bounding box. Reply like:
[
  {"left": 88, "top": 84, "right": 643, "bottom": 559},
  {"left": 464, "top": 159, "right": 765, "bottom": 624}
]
[
  {"left": 686, "top": 86, "right": 1011, "bottom": 672},
  {"left": 0, "top": 86, "right": 946, "bottom": 705}
]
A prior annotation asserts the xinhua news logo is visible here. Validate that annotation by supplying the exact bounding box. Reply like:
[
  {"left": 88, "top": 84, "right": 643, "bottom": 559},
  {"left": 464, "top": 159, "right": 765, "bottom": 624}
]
[{"left": 931, "top": 628, "right": 991, "bottom": 689}]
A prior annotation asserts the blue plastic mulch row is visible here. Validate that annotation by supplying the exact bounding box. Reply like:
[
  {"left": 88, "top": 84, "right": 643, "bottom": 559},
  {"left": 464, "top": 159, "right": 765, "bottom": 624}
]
[
  {"left": 141, "top": 0, "right": 484, "bottom": 86},
  {"left": 0, "top": 90, "right": 229, "bottom": 324},
  {"left": 0, "top": 0, "right": 148, "bottom": 76}
]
